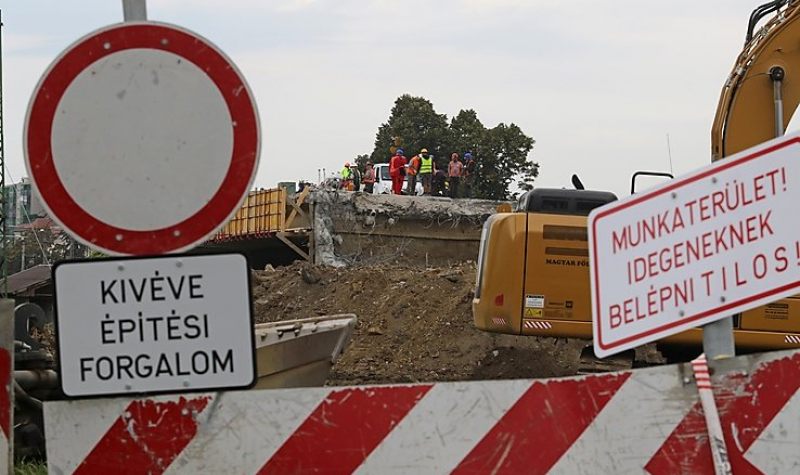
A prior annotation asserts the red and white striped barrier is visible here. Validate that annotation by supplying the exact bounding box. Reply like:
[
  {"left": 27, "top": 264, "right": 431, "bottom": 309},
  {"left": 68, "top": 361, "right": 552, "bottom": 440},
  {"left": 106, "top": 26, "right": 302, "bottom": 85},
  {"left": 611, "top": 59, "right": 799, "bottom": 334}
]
[
  {"left": 45, "top": 349, "right": 800, "bottom": 474},
  {"left": 0, "top": 299, "right": 14, "bottom": 475}
]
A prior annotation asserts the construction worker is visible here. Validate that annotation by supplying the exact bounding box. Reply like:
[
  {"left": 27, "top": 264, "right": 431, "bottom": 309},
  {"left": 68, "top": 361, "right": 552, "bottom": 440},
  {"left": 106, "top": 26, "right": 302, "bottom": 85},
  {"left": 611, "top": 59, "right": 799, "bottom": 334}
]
[
  {"left": 432, "top": 168, "right": 448, "bottom": 196},
  {"left": 406, "top": 149, "right": 423, "bottom": 195},
  {"left": 389, "top": 148, "right": 407, "bottom": 195},
  {"left": 448, "top": 153, "right": 463, "bottom": 198},
  {"left": 418, "top": 149, "right": 435, "bottom": 194},
  {"left": 363, "top": 161, "right": 376, "bottom": 193},
  {"left": 350, "top": 164, "right": 362, "bottom": 191},
  {"left": 341, "top": 162, "right": 353, "bottom": 190},
  {"left": 462, "top": 152, "right": 476, "bottom": 198}
]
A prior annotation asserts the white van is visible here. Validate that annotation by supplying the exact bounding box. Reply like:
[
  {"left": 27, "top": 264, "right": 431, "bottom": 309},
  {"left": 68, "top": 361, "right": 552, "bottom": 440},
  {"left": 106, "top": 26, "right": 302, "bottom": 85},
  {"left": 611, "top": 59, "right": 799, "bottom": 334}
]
[{"left": 371, "top": 163, "right": 424, "bottom": 196}]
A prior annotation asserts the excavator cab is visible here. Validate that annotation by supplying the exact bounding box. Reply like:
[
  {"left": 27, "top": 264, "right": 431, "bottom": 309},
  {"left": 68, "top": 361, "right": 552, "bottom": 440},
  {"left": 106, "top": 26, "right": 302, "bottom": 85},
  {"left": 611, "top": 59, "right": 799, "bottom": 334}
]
[
  {"left": 630, "top": 171, "right": 674, "bottom": 194},
  {"left": 517, "top": 188, "right": 617, "bottom": 216},
  {"left": 475, "top": 178, "right": 623, "bottom": 338}
]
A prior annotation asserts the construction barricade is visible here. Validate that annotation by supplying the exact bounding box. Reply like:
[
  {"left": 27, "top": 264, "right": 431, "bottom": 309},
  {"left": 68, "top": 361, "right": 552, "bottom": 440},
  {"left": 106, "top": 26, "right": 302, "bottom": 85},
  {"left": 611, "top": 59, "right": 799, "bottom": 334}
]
[
  {"left": 215, "top": 188, "right": 286, "bottom": 239},
  {"left": 44, "top": 349, "right": 800, "bottom": 474}
]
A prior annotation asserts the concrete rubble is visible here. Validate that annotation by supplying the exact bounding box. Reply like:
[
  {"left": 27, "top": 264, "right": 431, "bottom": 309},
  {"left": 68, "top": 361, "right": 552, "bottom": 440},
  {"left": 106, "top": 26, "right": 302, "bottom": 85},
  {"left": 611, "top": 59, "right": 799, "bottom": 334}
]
[{"left": 309, "top": 190, "right": 507, "bottom": 267}]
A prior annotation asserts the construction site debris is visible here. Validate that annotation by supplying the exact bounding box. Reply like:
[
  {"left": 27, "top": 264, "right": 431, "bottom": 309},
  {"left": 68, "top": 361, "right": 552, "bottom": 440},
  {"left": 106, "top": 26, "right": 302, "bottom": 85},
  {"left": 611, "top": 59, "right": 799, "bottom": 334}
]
[
  {"left": 31, "top": 261, "right": 587, "bottom": 386},
  {"left": 252, "top": 261, "right": 586, "bottom": 385},
  {"left": 300, "top": 267, "right": 322, "bottom": 284},
  {"left": 309, "top": 191, "right": 507, "bottom": 268}
]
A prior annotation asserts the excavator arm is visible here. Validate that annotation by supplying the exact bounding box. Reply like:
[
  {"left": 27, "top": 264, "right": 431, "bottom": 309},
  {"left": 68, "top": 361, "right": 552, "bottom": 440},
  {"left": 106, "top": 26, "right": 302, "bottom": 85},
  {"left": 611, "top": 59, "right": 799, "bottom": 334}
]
[{"left": 712, "top": 0, "right": 800, "bottom": 159}]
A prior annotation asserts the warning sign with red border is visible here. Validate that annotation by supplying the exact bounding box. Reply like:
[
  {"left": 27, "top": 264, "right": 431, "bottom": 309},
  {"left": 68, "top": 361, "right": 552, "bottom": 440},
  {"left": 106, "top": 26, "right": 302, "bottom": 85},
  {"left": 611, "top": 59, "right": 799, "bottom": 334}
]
[
  {"left": 589, "top": 132, "right": 800, "bottom": 358},
  {"left": 24, "top": 22, "right": 260, "bottom": 255}
]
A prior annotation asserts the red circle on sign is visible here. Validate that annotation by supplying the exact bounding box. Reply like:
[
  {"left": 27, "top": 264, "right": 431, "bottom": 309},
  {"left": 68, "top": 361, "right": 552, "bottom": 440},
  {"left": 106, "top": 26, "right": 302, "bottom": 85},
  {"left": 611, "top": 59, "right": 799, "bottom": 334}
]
[{"left": 25, "top": 22, "right": 259, "bottom": 255}]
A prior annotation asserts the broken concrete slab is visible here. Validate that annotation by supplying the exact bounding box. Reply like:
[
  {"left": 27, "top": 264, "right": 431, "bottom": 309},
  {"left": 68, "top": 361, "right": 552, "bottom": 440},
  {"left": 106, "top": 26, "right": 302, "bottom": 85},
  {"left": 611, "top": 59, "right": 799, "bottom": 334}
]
[{"left": 309, "top": 191, "right": 508, "bottom": 267}]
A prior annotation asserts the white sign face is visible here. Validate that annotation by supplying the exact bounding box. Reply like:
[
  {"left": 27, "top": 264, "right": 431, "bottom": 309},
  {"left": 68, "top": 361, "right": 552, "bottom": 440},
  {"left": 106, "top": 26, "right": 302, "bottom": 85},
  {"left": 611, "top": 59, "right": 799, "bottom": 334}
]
[
  {"left": 589, "top": 133, "right": 800, "bottom": 358},
  {"left": 54, "top": 253, "right": 255, "bottom": 397},
  {"left": 25, "top": 22, "right": 260, "bottom": 255}
]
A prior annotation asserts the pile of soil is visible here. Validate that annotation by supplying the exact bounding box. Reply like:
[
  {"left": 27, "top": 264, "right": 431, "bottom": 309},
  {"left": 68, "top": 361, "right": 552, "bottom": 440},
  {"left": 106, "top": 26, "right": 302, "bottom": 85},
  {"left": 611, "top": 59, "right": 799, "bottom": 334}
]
[{"left": 251, "top": 262, "right": 587, "bottom": 385}]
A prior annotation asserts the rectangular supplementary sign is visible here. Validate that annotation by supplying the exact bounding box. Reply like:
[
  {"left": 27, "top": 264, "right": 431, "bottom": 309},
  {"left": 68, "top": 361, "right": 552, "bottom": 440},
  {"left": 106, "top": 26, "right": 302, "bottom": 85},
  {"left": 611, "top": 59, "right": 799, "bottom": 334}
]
[
  {"left": 53, "top": 253, "right": 255, "bottom": 397},
  {"left": 589, "top": 132, "right": 800, "bottom": 358}
]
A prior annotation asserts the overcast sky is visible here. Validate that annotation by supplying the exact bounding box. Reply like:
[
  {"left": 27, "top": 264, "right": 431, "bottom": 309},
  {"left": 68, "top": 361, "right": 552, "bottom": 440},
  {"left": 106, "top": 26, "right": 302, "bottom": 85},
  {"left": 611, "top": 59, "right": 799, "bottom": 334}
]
[{"left": 2, "top": 0, "right": 787, "bottom": 198}]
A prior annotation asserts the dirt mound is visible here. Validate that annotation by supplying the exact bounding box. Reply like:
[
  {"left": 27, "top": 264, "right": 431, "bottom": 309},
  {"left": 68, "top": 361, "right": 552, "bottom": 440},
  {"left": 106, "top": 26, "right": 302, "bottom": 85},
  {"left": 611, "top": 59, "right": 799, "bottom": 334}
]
[{"left": 251, "top": 262, "right": 586, "bottom": 385}]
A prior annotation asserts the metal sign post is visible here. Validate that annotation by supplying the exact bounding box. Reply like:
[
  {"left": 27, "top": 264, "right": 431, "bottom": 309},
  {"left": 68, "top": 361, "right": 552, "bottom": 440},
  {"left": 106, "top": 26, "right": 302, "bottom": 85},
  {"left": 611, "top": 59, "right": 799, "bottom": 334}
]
[
  {"left": 122, "top": 0, "right": 147, "bottom": 21},
  {"left": 702, "top": 317, "right": 735, "bottom": 361},
  {"left": 701, "top": 77, "right": 790, "bottom": 363}
]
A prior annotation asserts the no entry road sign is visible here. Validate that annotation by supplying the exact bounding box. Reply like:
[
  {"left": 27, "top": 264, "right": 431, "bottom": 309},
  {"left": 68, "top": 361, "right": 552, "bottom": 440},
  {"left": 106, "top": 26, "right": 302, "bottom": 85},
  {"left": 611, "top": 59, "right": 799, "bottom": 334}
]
[
  {"left": 25, "top": 22, "right": 260, "bottom": 255},
  {"left": 589, "top": 132, "right": 800, "bottom": 358},
  {"left": 53, "top": 253, "right": 255, "bottom": 398}
]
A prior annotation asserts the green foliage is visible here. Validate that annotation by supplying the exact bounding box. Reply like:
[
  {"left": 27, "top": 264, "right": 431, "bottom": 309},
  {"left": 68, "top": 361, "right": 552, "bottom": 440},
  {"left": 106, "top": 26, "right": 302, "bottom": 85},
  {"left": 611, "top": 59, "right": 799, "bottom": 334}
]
[
  {"left": 448, "top": 110, "right": 484, "bottom": 150},
  {"left": 369, "top": 95, "right": 450, "bottom": 165},
  {"left": 353, "top": 153, "right": 370, "bottom": 169},
  {"left": 368, "top": 95, "right": 537, "bottom": 200},
  {"left": 446, "top": 109, "right": 483, "bottom": 171},
  {"left": 4, "top": 226, "right": 89, "bottom": 272},
  {"left": 476, "top": 123, "right": 538, "bottom": 200},
  {"left": 14, "top": 460, "right": 47, "bottom": 475}
]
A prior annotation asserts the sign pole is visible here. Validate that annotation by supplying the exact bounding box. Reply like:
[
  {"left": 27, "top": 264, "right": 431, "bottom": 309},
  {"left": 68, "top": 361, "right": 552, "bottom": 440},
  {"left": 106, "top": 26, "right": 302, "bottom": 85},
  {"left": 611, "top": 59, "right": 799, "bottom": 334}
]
[
  {"left": 702, "top": 317, "right": 735, "bottom": 361},
  {"left": 699, "top": 71, "right": 788, "bottom": 363},
  {"left": 122, "top": 0, "right": 147, "bottom": 21}
]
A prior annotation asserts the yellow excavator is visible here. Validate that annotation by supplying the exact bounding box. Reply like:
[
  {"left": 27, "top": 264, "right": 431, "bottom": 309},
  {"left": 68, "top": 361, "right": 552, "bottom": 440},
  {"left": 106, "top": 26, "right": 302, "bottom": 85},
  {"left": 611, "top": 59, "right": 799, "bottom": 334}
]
[{"left": 473, "top": 0, "right": 800, "bottom": 357}]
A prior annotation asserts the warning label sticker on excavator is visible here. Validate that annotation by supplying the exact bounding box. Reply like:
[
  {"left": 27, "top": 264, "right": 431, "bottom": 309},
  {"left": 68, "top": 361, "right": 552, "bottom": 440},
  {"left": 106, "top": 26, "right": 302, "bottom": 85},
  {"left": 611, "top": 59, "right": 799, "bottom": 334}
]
[
  {"left": 589, "top": 132, "right": 800, "bottom": 358},
  {"left": 765, "top": 303, "right": 789, "bottom": 320},
  {"left": 525, "top": 295, "right": 545, "bottom": 308}
]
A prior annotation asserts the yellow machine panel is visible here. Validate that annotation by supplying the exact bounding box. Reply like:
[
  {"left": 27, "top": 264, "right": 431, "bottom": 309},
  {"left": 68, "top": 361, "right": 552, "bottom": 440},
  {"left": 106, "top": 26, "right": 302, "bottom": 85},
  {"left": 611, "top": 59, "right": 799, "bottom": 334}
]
[
  {"left": 472, "top": 213, "right": 527, "bottom": 335},
  {"left": 740, "top": 296, "right": 800, "bottom": 333},
  {"left": 523, "top": 215, "right": 592, "bottom": 331}
]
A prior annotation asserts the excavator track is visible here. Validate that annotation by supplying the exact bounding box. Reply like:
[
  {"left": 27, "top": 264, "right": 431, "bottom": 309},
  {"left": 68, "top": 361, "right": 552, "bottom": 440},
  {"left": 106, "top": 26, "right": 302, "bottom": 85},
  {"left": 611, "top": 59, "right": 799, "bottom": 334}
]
[{"left": 577, "top": 343, "right": 666, "bottom": 374}]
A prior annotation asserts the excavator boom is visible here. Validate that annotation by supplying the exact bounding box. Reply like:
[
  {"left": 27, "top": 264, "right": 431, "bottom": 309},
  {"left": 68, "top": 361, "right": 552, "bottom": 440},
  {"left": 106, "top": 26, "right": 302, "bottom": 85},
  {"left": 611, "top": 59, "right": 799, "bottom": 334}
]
[{"left": 713, "top": 0, "right": 800, "bottom": 159}]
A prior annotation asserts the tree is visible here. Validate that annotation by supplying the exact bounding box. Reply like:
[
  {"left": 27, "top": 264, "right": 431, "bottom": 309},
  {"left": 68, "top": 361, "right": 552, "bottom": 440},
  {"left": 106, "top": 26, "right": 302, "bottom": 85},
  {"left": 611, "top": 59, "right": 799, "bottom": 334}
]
[
  {"left": 4, "top": 222, "right": 88, "bottom": 273},
  {"left": 353, "top": 154, "right": 370, "bottom": 169},
  {"left": 475, "top": 123, "right": 538, "bottom": 200},
  {"left": 448, "top": 109, "right": 484, "bottom": 155},
  {"left": 444, "top": 109, "right": 482, "bottom": 173},
  {"left": 368, "top": 96, "right": 538, "bottom": 200},
  {"left": 370, "top": 95, "right": 450, "bottom": 165}
]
